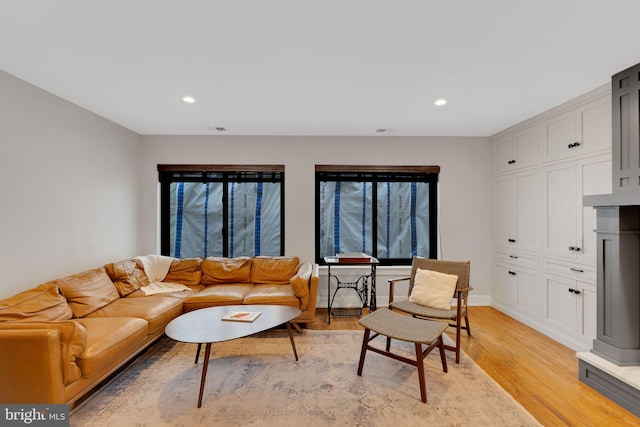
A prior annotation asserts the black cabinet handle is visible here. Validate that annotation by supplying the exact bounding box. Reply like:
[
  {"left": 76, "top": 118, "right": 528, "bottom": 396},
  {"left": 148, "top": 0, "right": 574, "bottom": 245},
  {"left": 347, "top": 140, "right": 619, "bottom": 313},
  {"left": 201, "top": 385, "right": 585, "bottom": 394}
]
[
  {"left": 568, "top": 246, "right": 575, "bottom": 251},
  {"left": 508, "top": 239, "right": 516, "bottom": 243},
  {"left": 509, "top": 255, "right": 518, "bottom": 259},
  {"left": 568, "top": 288, "right": 575, "bottom": 293},
  {"left": 508, "top": 160, "right": 516, "bottom": 164},
  {"left": 568, "top": 142, "right": 582, "bottom": 149},
  {"left": 508, "top": 271, "right": 517, "bottom": 276},
  {"left": 570, "top": 267, "right": 584, "bottom": 273},
  {"left": 574, "top": 290, "right": 581, "bottom": 295}
]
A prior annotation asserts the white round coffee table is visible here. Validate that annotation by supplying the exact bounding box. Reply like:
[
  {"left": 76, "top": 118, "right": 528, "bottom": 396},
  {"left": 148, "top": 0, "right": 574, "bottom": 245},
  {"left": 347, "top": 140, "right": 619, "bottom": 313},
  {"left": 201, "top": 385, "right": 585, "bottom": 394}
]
[{"left": 165, "top": 304, "right": 301, "bottom": 407}]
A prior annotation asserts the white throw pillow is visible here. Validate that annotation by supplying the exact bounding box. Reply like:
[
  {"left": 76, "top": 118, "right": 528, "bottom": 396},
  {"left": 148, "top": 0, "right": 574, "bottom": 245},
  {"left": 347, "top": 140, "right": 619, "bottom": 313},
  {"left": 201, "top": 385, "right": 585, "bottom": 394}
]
[{"left": 409, "top": 268, "right": 458, "bottom": 310}]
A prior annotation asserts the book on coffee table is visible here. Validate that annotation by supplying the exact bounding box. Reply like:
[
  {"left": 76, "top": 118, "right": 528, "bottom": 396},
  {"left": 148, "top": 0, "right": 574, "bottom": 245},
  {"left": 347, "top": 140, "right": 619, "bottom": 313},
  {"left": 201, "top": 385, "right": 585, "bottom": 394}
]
[{"left": 221, "top": 311, "right": 261, "bottom": 322}]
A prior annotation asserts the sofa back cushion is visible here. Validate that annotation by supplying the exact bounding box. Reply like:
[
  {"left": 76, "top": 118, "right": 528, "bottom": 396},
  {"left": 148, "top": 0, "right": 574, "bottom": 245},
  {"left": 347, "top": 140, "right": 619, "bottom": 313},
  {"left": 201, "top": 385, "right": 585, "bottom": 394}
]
[
  {"left": 251, "top": 256, "right": 300, "bottom": 284},
  {"left": 104, "top": 260, "right": 150, "bottom": 297},
  {"left": 0, "top": 283, "right": 73, "bottom": 322},
  {"left": 56, "top": 268, "right": 120, "bottom": 318},
  {"left": 164, "top": 257, "right": 203, "bottom": 285},
  {"left": 201, "top": 257, "right": 251, "bottom": 285}
]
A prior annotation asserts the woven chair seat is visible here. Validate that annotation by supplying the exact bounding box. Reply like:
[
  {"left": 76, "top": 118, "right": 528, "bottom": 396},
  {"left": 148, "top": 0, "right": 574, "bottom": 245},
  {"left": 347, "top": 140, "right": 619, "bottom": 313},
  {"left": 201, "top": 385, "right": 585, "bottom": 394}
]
[
  {"left": 359, "top": 308, "right": 447, "bottom": 344},
  {"left": 391, "top": 300, "right": 466, "bottom": 320},
  {"left": 357, "top": 308, "right": 449, "bottom": 403}
]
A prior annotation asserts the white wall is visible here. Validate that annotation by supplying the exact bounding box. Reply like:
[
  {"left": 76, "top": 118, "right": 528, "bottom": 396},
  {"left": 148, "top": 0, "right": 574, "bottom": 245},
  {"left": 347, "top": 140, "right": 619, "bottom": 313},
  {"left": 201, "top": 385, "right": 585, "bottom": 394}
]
[
  {"left": 0, "top": 70, "right": 493, "bottom": 304},
  {"left": 0, "top": 71, "right": 141, "bottom": 298},
  {"left": 139, "top": 135, "right": 493, "bottom": 305}
]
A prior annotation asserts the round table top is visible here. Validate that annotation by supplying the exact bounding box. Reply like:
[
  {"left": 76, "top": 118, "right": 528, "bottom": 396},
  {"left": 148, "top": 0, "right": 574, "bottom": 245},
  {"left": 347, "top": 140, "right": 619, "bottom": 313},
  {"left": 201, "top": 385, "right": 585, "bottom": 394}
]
[{"left": 165, "top": 305, "right": 301, "bottom": 344}]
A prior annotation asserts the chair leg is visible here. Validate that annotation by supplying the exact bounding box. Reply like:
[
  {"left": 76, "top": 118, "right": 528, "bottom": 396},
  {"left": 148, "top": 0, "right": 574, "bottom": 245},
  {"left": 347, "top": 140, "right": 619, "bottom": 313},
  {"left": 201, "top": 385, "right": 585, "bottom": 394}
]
[
  {"left": 438, "top": 336, "right": 448, "bottom": 373},
  {"left": 465, "top": 315, "right": 471, "bottom": 336},
  {"left": 385, "top": 336, "right": 391, "bottom": 351},
  {"left": 357, "top": 329, "right": 371, "bottom": 376},
  {"left": 455, "top": 318, "right": 462, "bottom": 364},
  {"left": 415, "top": 342, "right": 427, "bottom": 403}
]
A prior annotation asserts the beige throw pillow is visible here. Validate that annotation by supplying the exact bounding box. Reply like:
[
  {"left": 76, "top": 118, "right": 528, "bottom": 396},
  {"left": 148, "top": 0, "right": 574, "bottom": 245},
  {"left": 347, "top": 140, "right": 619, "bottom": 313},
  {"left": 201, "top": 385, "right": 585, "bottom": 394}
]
[{"left": 409, "top": 268, "right": 458, "bottom": 310}]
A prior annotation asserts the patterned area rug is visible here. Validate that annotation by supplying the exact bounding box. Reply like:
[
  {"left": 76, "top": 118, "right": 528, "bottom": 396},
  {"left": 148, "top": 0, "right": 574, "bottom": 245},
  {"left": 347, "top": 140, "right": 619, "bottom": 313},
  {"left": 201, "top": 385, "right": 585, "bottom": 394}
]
[{"left": 71, "top": 330, "right": 540, "bottom": 426}]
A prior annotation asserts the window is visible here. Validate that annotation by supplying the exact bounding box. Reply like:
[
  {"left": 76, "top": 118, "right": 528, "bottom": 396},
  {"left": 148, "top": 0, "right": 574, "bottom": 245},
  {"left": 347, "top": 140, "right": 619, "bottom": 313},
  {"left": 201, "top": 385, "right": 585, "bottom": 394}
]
[
  {"left": 315, "top": 165, "right": 439, "bottom": 266},
  {"left": 158, "top": 165, "right": 284, "bottom": 258}
]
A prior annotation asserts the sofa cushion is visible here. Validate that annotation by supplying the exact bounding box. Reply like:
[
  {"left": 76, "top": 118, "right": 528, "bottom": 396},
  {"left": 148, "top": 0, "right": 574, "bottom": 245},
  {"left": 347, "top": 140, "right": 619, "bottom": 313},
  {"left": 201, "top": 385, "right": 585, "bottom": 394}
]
[
  {"left": 104, "top": 260, "right": 150, "bottom": 297},
  {"left": 84, "top": 296, "right": 183, "bottom": 335},
  {"left": 251, "top": 256, "right": 300, "bottom": 284},
  {"left": 290, "top": 262, "right": 312, "bottom": 311},
  {"left": 164, "top": 257, "right": 203, "bottom": 285},
  {"left": 183, "top": 284, "right": 253, "bottom": 312},
  {"left": 73, "top": 317, "right": 148, "bottom": 378},
  {"left": 0, "top": 320, "right": 86, "bottom": 385},
  {"left": 201, "top": 257, "right": 252, "bottom": 285},
  {"left": 56, "top": 268, "right": 120, "bottom": 318},
  {"left": 0, "top": 283, "right": 73, "bottom": 322},
  {"left": 242, "top": 284, "right": 300, "bottom": 308}
]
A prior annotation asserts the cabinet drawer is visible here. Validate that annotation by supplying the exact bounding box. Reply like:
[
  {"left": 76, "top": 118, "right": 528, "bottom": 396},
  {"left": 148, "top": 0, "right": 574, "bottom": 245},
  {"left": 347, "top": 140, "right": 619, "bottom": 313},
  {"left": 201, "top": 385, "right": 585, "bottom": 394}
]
[
  {"left": 494, "top": 250, "right": 539, "bottom": 269},
  {"left": 542, "top": 258, "right": 596, "bottom": 282}
]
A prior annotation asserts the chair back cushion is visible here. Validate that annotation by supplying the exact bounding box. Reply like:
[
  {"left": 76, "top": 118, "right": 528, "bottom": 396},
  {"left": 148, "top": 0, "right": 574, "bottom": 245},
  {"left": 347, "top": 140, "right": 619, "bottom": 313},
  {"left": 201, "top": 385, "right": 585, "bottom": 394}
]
[{"left": 409, "top": 268, "right": 458, "bottom": 310}]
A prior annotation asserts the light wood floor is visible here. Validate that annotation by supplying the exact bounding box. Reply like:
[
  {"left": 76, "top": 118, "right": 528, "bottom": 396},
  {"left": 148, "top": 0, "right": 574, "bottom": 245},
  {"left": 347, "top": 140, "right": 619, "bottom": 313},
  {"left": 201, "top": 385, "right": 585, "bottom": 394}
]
[{"left": 308, "top": 306, "right": 639, "bottom": 426}]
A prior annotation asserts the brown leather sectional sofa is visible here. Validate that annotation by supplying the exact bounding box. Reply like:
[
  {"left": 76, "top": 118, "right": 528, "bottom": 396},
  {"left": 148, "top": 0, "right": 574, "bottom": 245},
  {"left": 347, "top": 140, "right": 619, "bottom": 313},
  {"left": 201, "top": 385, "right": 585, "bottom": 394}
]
[{"left": 0, "top": 255, "right": 318, "bottom": 407}]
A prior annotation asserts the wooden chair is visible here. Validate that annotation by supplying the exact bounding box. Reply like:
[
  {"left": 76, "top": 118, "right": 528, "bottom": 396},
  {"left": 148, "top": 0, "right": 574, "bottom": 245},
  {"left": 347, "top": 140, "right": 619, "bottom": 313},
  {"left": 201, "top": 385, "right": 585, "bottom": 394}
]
[
  {"left": 357, "top": 308, "right": 448, "bottom": 403},
  {"left": 388, "top": 257, "right": 472, "bottom": 363}
]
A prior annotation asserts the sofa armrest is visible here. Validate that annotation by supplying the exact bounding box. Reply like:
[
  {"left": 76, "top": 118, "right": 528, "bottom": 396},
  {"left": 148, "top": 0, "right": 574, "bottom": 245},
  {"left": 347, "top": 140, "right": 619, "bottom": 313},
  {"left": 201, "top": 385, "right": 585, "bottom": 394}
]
[
  {"left": 0, "top": 320, "right": 87, "bottom": 404},
  {"left": 289, "top": 263, "right": 319, "bottom": 324},
  {"left": 305, "top": 263, "right": 319, "bottom": 321},
  {"left": 0, "top": 329, "right": 68, "bottom": 403}
]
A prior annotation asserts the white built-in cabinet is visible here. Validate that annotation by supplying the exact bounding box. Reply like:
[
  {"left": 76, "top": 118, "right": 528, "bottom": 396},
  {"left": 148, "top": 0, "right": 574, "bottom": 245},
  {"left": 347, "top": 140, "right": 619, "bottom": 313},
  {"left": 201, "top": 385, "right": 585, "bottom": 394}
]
[
  {"left": 493, "top": 169, "right": 539, "bottom": 253},
  {"left": 491, "top": 87, "right": 611, "bottom": 352},
  {"left": 542, "top": 153, "right": 612, "bottom": 264},
  {"left": 541, "top": 95, "right": 612, "bottom": 163},
  {"left": 493, "top": 124, "right": 539, "bottom": 173},
  {"left": 543, "top": 272, "right": 597, "bottom": 349}
]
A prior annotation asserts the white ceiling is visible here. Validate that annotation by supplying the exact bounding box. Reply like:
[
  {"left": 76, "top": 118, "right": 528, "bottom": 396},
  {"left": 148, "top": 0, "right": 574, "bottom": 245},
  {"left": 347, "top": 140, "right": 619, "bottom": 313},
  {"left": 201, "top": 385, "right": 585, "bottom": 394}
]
[{"left": 1, "top": 0, "right": 640, "bottom": 137}]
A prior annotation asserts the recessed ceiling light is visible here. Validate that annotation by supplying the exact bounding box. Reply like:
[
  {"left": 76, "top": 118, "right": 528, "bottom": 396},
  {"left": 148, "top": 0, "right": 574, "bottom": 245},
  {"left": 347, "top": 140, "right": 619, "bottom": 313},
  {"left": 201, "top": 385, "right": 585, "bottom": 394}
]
[
  {"left": 182, "top": 96, "right": 195, "bottom": 104},
  {"left": 434, "top": 99, "right": 447, "bottom": 106}
]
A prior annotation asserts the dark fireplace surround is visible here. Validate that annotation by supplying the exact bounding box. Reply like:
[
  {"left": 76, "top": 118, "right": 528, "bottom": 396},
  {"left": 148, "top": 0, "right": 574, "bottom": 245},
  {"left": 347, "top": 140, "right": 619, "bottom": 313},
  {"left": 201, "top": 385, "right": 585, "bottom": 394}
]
[{"left": 582, "top": 61, "right": 640, "bottom": 416}]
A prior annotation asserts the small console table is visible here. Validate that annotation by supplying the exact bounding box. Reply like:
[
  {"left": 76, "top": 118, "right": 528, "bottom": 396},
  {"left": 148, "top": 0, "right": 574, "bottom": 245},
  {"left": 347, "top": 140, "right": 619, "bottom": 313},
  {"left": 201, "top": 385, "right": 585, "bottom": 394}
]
[{"left": 324, "top": 254, "right": 379, "bottom": 323}]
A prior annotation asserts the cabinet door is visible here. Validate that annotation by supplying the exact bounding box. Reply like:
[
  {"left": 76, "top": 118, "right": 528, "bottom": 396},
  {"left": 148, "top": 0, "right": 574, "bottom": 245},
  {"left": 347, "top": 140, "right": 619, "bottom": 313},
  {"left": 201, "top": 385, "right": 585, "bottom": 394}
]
[
  {"left": 576, "top": 154, "right": 612, "bottom": 265},
  {"left": 515, "top": 170, "right": 539, "bottom": 252},
  {"left": 494, "top": 170, "right": 539, "bottom": 252},
  {"left": 515, "top": 267, "right": 540, "bottom": 319},
  {"left": 542, "top": 110, "right": 576, "bottom": 162},
  {"left": 493, "top": 175, "right": 516, "bottom": 248},
  {"left": 578, "top": 281, "right": 597, "bottom": 344},
  {"left": 575, "top": 96, "right": 612, "bottom": 157},
  {"left": 493, "top": 134, "right": 515, "bottom": 173},
  {"left": 542, "top": 162, "right": 576, "bottom": 259},
  {"left": 513, "top": 124, "right": 539, "bottom": 169},
  {"left": 493, "top": 125, "right": 539, "bottom": 173},
  {"left": 544, "top": 274, "right": 578, "bottom": 336},
  {"left": 493, "top": 263, "right": 516, "bottom": 309}
]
